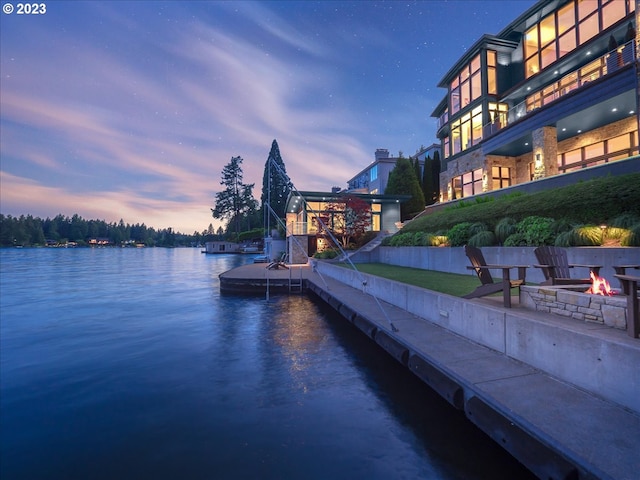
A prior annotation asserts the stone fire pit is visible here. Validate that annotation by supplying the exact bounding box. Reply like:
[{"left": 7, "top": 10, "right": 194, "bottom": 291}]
[{"left": 520, "top": 285, "right": 628, "bottom": 331}]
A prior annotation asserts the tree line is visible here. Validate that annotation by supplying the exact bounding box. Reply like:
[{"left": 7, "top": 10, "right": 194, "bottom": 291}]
[
  {"left": 2, "top": 139, "right": 440, "bottom": 247},
  {"left": 0, "top": 213, "right": 220, "bottom": 247}
]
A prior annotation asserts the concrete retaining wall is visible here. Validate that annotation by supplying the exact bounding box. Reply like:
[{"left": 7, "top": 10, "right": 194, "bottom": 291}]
[
  {"left": 350, "top": 246, "right": 639, "bottom": 285},
  {"left": 314, "top": 261, "right": 640, "bottom": 413}
]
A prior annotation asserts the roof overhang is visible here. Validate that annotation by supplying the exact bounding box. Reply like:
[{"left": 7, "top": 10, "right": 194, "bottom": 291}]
[{"left": 286, "top": 191, "right": 411, "bottom": 214}]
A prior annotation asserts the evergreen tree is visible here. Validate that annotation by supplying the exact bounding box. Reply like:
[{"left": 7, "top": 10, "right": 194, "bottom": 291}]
[
  {"left": 422, "top": 155, "right": 433, "bottom": 205},
  {"left": 413, "top": 158, "right": 422, "bottom": 188},
  {"left": 260, "top": 140, "right": 291, "bottom": 227},
  {"left": 384, "top": 156, "right": 425, "bottom": 221},
  {"left": 432, "top": 150, "right": 441, "bottom": 202},
  {"left": 212, "top": 156, "right": 256, "bottom": 240}
]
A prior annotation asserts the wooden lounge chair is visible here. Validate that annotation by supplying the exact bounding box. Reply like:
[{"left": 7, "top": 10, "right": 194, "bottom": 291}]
[
  {"left": 533, "top": 246, "right": 600, "bottom": 285},
  {"left": 463, "top": 245, "right": 527, "bottom": 308},
  {"left": 613, "top": 265, "right": 640, "bottom": 294},
  {"left": 614, "top": 273, "right": 640, "bottom": 338},
  {"left": 266, "top": 252, "right": 288, "bottom": 270}
]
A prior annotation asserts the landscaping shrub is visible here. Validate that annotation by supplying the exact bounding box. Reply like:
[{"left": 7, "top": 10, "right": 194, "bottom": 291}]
[
  {"left": 554, "top": 231, "right": 573, "bottom": 247},
  {"left": 604, "top": 227, "right": 629, "bottom": 241},
  {"left": 551, "top": 218, "right": 573, "bottom": 234},
  {"left": 494, "top": 217, "right": 516, "bottom": 244},
  {"left": 611, "top": 213, "right": 640, "bottom": 229},
  {"left": 446, "top": 222, "right": 474, "bottom": 246},
  {"left": 431, "top": 235, "right": 448, "bottom": 246},
  {"left": 621, "top": 223, "right": 640, "bottom": 247},
  {"left": 468, "top": 230, "right": 496, "bottom": 247},
  {"left": 503, "top": 232, "right": 527, "bottom": 246},
  {"left": 515, "top": 216, "right": 555, "bottom": 246},
  {"left": 570, "top": 225, "right": 603, "bottom": 246},
  {"left": 413, "top": 231, "right": 434, "bottom": 246},
  {"left": 314, "top": 249, "right": 338, "bottom": 259},
  {"left": 469, "top": 222, "right": 488, "bottom": 236},
  {"left": 389, "top": 232, "right": 416, "bottom": 246}
]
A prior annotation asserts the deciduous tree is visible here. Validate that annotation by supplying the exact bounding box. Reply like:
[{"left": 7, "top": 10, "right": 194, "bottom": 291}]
[{"left": 324, "top": 194, "right": 371, "bottom": 248}]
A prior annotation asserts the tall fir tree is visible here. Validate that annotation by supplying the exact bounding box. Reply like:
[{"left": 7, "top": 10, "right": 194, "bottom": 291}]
[
  {"left": 384, "top": 156, "right": 425, "bottom": 221},
  {"left": 432, "top": 150, "right": 441, "bottom": 203},
  {"left": 413, "top": 158, "right": 422, "bottom": 189},
  {"left": 260, "top": 140, "right": 291, "bottom": 228},
  {"left": 422, "top": 155, "right": 435, "bottom": 206}
]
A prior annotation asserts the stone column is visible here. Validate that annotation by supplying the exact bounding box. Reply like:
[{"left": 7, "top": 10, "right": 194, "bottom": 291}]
[{"left": 531, "top": 126, "right": 558, "bottom": 180}]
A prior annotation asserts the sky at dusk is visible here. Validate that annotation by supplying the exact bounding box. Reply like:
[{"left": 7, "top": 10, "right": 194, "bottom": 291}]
[{"left": 1, "top": 0, "right": 537, "bottom": 233}]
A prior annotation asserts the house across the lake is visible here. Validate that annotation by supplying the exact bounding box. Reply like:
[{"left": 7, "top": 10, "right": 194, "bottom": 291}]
[{"left": 203, "top": 241, "right": 241, "bottom": 254}]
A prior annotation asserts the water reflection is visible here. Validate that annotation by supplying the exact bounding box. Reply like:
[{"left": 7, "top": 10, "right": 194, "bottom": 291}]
[{"left": 0, "top": 249, "right": 534, "bottom": 480}]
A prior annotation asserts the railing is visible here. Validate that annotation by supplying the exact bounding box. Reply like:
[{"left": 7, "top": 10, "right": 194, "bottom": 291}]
[{"left": 287, "top": 222, "right": 309, "bottom": 236}]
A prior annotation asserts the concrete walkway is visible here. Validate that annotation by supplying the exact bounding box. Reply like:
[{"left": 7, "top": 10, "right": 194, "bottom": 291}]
[{"left": 220, "top": 263, "right": 640, "bottom": 479}]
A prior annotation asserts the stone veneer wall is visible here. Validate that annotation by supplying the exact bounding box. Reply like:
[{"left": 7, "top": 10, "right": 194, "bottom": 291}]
[{"left": 520, "top": 285, "right": 628, "bottom": 331}]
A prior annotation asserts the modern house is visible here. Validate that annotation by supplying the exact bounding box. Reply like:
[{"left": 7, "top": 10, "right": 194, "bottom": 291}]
[
  {"left": 347, "top": 144, "right": 440, "bottom": 194},
  {"left": 284, "top": 191, "right": 409, "bottom": 262},
  {"left": 431, "top": 0, "right": 638, "bottom": 202}
]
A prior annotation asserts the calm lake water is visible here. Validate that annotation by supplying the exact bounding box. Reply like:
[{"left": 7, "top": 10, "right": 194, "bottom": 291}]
[{"left": 0, "top": 248, "right": 534, "bottom": 479}]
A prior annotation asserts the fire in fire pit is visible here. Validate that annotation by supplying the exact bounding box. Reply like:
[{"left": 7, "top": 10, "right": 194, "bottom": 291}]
[{"left": 586, "top": 271, "right": 615, "bottom": 296}]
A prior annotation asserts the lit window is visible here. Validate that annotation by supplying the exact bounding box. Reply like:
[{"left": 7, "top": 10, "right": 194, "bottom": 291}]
[
  {"left": 487, "top": 50, "right": 497, "bottom": 95},
  {"left": 491, "top": 166, "right": 510, "bottom": 190}
]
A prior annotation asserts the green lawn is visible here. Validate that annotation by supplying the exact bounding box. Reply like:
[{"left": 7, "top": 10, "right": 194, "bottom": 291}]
[{"left": 338, "top": 262, "right": 483, "bottom": 297}]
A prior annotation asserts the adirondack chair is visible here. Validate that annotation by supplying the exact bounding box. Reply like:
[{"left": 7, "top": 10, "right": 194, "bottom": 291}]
[
  {"left": 463, "top": 245, "right": 527, "bottom": 308},
  {"left": 266, "top": 252, "right": 289, "bottom": 270},
  {"left": 533, "top": 246, "right": 600, "bottom": 285},
  {"left": 614, "top": 273, "right": 640, "bottom": 338}
]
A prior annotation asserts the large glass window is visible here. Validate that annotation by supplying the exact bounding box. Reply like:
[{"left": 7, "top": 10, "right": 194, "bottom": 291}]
[
  {"left": 557, "top": 131, "right": 638, "bottom": 172},
  {"left": 451, "top": 122, "right": 462, "bottom": 155},
  {"left": 557, "top": 2, "right": 575, "bottom": 36},
  {"left": 524, "top": 0, "right": 633, "bottom": 79},
  {"left": 487, "top": 50, "right": 497, "bottom": 95},
  {"left": 452, "top": 168, "right": 483, "bottom": 198},
  {"left": 449, "top": 54, "right": 482, "bottom": 115},
  {"left": 608, "top": 132, "right": 631, "bottom": 153},
  {"left": 371, "top": 203, "right": 381, "bottom": 231},
  {"left": 370, "top": 165, "right": 378, "bottom": 182},
  {"left": 471, "top": 106, "right": 483, "bottom": 145},
  {"left": 450, "top": 78, "right": 460, "bottom": 114},
  {"left": 488, "top": 102, "right": 508, "bottom": 126},
  {"left": 579, "top": 9, "right": 599, "bottom": 44},
  {"left": 602, "top": 0, "right": 626, "bottom": 30},
  {"left": 451, "top": 107, "right": 484, "bottom": 153}
]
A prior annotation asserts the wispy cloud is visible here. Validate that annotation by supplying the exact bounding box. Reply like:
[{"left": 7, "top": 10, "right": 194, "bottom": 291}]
[{"left": 1, "top": 0, "right": 537, "bottom": 232}]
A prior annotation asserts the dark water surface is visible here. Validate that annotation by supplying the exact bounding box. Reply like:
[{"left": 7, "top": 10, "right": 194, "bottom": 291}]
[{"left": 0, "top": 248, "right": 534, "bottom": 479}]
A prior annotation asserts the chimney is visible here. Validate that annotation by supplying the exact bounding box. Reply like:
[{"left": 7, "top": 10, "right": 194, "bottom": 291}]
[{"left": 375, "top": 148, "right": 389, "bottom": 160}]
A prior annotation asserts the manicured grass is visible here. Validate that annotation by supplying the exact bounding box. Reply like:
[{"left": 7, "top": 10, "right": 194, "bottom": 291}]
[{"left": 339, "top": 262, "right": 482, "bottom": 297}]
